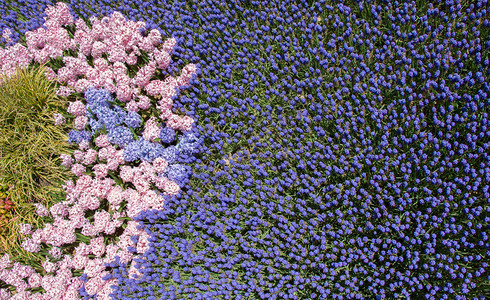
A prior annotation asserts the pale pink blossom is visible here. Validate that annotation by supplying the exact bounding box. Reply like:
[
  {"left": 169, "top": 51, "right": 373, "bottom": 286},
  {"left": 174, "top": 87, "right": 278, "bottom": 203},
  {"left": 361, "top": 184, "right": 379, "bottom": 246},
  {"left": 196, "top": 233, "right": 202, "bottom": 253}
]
[
  {"left": 143, "top": 116, "right": 160, "bottom": 142},
  {"left": 66, "top": 100, "right": 86, "bottom": 116},
  {"left": 165, "top": 180, "right": 180, "bottom": 195},
  {"left": 93, "top": 211, "right": 111, "bottom": 235},
  {"left": 44, "top": 2, "right": 75, "bottom": 28},
  {"left": 93, "top": 163, "right": 109, "bottom": 179},
  {"left": 74, "top": 115, "right": 88, "bottom": 130},
  {"left": 33, "top": 203, "right": 49, "bottom": 217},
  {"left": 84, "top": 277, "right": 104, "bottom": 295},
  {"left": 71, "top": 163, "right": 85, "bottom": 176},
  {"left": 18, "top": 223, "right": 32, "bottom": 235},
  {"left": 56, "top": 86, "right": 75, "bottom": 97},
  {"left": 104, "top": 221, "right": 117, "bottom": 235},
  {"left": 81, "top": 223, "right": 98, "bottom": 237},
  {"left": 106, "top": 157, "right": 120, "bottom": 171},
  {"left": 48, "top": 246, "right": 62, "bottom": 260},
  {"left": 153, "top": 49, "right": 171, "bottom": 69},
  {"left": 79, "top": 139, "right": 90, "bottom": 150},
  {"left": 1, "top": 28, "right": 13, "bottom": 44},
  {"left": 53, "top": 113, "right": 65, "bottom": 125},
  {"left": 73, "top": 150, "right": 84, "bottom": 162},
  {"left": 42, "top": 259, "right": 58, "bottom": 274},
  {"left": 21, "top": 238, "right": 41, "bottom": 253},
  {"left": 82, "top": 148, "right": 98, "bottom": 165},
  {"left": 133, "top": 61, "right": 155, "bottom": 88},
  {"left": 84, "top": 258, "right": 105, "bottom": 278},
  {"left": 161, "top": 37, "right": 176, "bottom": 53},
  {"left": 95, "top": 134, "right": 110, "bottom": 148},
  {"left": 27, "top": 273, "right": 42, "bottom": 288},
  {"left": 125, "top": 99, "right": 139, "bottom": 112},
  {"left": 0, "top": 254, "right": 11, "bottom": 270},
  {"left": 72, "top": 253, "right": 89, "bottom": 270},
  {"left": 137, "top": 95, "right": 151, "bottom": 109},
  {"left": 49, "top": 203, "right": 69, "bottom": 219},
  {"left": 116, "top": 84, "right": 133, "bottom": 102},
  {"left": 107, "top": 185, "right": 124, "bottom": 208},
  {"left": 98, "top": 145, "right": 117, "bottom": 161}
]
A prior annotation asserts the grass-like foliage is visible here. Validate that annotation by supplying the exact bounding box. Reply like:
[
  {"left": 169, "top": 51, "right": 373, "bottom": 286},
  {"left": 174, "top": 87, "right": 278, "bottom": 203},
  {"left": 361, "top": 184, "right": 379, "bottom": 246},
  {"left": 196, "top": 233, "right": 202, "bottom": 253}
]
[{"left": 0, "top": 64, "right": 76, "bottom": 258}]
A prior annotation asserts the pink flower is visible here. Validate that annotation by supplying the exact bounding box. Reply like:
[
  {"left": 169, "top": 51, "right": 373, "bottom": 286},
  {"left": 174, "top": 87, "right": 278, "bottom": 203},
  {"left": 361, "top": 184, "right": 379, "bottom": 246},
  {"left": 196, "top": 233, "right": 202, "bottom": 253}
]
[
  {"left": 49, "top": 203, "right": 69, "bottom": 219},
  {"left": 132, "top": 61, "right": 155, "bottom": 88},
  {"left": 178, "top": 63, "right": 197, "bottom": 85},
  {"left": 79, "top": 139, "right": 90, "bottom": 150},
  {"left": 153, "top": 49, "right": 171, "bottom": 69},
  {"left": 165, "top": 180, "right": 180, "bottom": 195},
  {"left": 84, "top": 277, "right": 104, "bottom": 295},
  {"left": 27, "top": 273, "right": 42, "bottom": 288},
  {"left": 66, "top": 100, "right": 86, "bottom": 116},
  {"left": 107, "top": 185, "right": 124, "bottom": 207},
  {"left": 82, "top": 148, "right": 98, "bottom": 165},
  {"left": 21, "top": 239, "right": 41, "bottom": 253},
  {"left": 73, "top": 150, "right": 84, "bottom": 162},
  {"left": 137, "top": 95, "right": 151, "bottom": 109},
  {"left": 44, "top": 2, "right": 75, "bottom": 28},
  {"left": 93, "top": 164, "right": 109, "bottom": 179},
  {"left": 95, "top": 135, "right": 110, "bottom": 148},
  {"left": 53, "top": 113, "right": 65, "bottom": 125},
  {"left": 143, "top": 116, "right": 160, "bottom": 142},
  {"left": 104, "top": 221, "right": 117, "bottom": 235},
  {"left": 106, "top": 157, "right": 120, "bottom": 171},
  {"left": 18, "top": 223, "right": 32, "bottom": 235},
  {"left": 72, "top": 253, "right": 89, "bottom": 270},
  {"left": 68, "top": 204, "right": 86, "bottom": 228},
  {"left": 57, "top": 66, "right": 76, "bottom": 83},
  {"left": 79, "top": 193, "right": 100, "bottom": 211},
  {"left": 124, "top": 99, "right": 139, "bottom": 112},
  {"left": 60, "top": 153, "right": 73, "bottom": 168},
  {"left": 48, "top": 247, "right": 62, "bottom": 260},
  {"left": 71, "top": 163, "right": 85, "bottom": 176},
  {"left": 42, "top": 259, "right": 58, "bottom": 274},
  {"left": 93, "top": 211, "right": 110, "bottom": 236},
  {"left": 161, "top": 37, "right": 176, "bottom": 53},
  {"left": 133, "top": 175, "right": 150, "bottom": 193},
  {"left": 84, "top": 258, "right": 105, "bottom": 278},
  {"left": 33, "top": 203, "right": 49, "bottom": 217},
  {"left": 91, "top": 41, "right": 107, "bottom": 59},
  {"left": 73, "top": 78, "right": 92, "bottom": 93},
  {"left": 44, "top": 67, "right": 57, "bottom": 81},
  {"left": 0, "top": 254, "right": 10, "bottom": 270},
  {"left": 145, "top": 79, "right": 165, "bottom": 96},
  {"left": 74, "top": 115, "right": 88, "bottom": 130},
  {"left": 81, "top": 223, "right": 97, "bottom": 237},
  {"left": 1, "top": 28, "right": 13, "bottom": 44},
  {"left": 98, "top": 145, "right": 117, "bottom": 161}
]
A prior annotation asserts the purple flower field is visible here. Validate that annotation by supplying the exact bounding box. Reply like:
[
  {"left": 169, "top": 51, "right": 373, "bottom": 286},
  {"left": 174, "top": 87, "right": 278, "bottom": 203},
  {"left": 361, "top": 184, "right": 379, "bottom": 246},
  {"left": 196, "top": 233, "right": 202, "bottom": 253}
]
[{"left": 0, "top": 0, "right": 489, "bottom": 299}]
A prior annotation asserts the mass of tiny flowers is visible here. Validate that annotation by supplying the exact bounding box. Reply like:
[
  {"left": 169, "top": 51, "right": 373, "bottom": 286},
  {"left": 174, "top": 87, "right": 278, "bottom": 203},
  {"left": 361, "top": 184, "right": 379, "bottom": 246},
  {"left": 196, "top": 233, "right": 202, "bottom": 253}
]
[
  {"left": 0, "top": 2, "right": 200, "bottom": 299},
  {"left": 1, "top": 0, "right": 490, "bottom": 299}
]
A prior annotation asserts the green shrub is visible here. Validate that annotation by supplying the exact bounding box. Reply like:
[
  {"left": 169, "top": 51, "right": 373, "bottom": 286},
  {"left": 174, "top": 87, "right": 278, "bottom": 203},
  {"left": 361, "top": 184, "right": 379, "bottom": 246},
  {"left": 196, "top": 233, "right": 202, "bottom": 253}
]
[{"left": 0, "top": 64, "right": 77, "bottom": 259}]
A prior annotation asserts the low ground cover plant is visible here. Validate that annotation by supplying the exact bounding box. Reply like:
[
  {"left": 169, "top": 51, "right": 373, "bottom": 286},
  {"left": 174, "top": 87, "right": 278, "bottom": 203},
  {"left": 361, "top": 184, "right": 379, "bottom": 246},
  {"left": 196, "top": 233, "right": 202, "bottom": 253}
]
[{"left": 0, "top": 0, "right": 489, "bottom": 299}]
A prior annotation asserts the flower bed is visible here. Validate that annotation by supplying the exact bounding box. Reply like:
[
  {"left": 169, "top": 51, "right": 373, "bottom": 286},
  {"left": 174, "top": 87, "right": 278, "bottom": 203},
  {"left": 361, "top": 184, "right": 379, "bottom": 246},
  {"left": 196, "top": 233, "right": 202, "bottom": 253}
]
[{"left": 0, "top": 0, "right": 489, "bottom": 299}]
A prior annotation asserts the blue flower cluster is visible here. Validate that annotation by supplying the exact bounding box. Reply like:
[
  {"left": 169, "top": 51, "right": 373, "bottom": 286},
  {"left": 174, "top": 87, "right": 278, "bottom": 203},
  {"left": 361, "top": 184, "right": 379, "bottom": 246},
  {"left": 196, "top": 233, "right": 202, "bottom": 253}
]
[
  {"left": 159, "top": 126, "right": 176, "bottom": 144},
  {"left": 67, "top": 129, "right": 91, "bottom": 144},
  {"left": 2, "top": 0, "right": 490, "bottom": 299}
]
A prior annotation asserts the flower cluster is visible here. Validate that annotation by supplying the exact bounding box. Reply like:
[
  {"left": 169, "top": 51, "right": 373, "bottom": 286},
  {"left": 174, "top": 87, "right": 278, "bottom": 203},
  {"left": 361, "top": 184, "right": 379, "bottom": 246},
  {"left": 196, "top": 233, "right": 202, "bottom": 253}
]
[{"left": 1, "top": 0, "right": 489, "bottom": 299}]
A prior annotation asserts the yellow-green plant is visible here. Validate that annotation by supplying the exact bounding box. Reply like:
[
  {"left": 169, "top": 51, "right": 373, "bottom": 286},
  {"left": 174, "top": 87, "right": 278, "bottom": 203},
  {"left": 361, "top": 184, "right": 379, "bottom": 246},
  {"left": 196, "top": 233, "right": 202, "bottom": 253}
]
[{"left": 0, "top": 64, "right": 77, "bottom": 259}]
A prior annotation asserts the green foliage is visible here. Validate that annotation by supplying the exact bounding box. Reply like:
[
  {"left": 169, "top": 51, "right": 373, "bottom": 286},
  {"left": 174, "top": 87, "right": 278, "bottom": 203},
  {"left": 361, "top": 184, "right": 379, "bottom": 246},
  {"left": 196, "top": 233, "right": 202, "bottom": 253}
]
[{"left": 0, "top": 64, "right": 77, "bottom": 258}]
